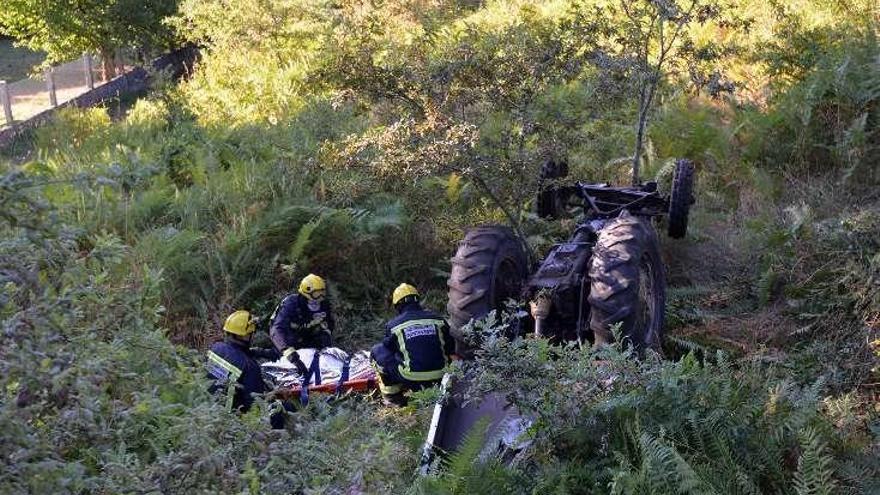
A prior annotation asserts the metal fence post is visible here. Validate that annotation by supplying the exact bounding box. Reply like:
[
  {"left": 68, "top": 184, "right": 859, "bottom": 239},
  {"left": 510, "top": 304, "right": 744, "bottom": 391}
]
[
  {"left": 0, "top": 81, "right": 13, "bottom": 125},
  {"left": 46, "top": 67, "right": 58, "bottom": 107},
  {"left": 84, "top": 54, "right": 95, "bottom": 90}
]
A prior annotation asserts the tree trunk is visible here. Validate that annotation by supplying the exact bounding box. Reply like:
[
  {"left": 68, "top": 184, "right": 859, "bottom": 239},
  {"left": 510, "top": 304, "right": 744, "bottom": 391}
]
[
  {"left": 632, "top": 75, "right": 660, "bottom": 186},
  {"left": 467, "top": 169, "right": 535, "bottom": 266},
  {"left": 632, "top": 89, "right": 649, "bottom": 186},
  {"left": 100, "top": 48, "right": 117, "bottom": 82}
]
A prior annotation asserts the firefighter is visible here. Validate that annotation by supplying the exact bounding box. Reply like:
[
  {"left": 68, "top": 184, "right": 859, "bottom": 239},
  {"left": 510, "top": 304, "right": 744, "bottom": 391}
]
[
  {"left": 269, "top": 274, "right": 336, "bottom": 375},
  {"left": 207, "top": 310, "right": 290, "bottom": 426},
  {"left": 370, "top": 283, "right": 455, "bottom": 406}
]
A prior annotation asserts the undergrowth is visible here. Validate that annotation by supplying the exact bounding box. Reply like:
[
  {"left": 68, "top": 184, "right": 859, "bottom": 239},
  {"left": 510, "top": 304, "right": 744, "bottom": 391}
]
[{"left": 1, "top": 0, "right": 878, "bottom": 492}]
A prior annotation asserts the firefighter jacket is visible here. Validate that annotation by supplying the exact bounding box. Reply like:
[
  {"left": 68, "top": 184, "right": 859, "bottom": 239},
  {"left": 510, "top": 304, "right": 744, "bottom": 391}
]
[
  {"left": 378, "top": 302, "right": 454, "bottom": 382},
  {"left": 206, "top": 339, "right": 269, "bottom": 412},
  {"left": 269, "top": 293, "right": 335, "bottom": 353}
]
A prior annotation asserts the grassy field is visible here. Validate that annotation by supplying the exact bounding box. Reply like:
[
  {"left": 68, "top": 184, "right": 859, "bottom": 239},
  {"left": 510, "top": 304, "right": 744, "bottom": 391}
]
[{"left": 0, "top": 37, "right": 44, "bottom": 82}]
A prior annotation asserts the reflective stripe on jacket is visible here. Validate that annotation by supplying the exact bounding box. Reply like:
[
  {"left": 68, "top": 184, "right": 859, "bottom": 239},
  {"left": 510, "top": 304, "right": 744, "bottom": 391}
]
[
  {"left": 383, "top": 303, "right": 454, "bottom": 382},
  {"left": 206, "top": 340, "right": 267, "bottom": 412},
  {"left": 207, "top": 350, "right": 242, "bottom": 411}
]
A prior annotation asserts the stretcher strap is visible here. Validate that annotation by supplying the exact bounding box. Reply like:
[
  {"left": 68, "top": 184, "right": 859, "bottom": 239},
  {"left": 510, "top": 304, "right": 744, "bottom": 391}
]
[
  {"left": 312, "top": 353, "right": 322, "bottom": 385},
  {"left": 299, "top": 353, "right": 323, "bottom": 406},
  {"left": 335, "top": 357, "right": 351, "bottom": 397}
]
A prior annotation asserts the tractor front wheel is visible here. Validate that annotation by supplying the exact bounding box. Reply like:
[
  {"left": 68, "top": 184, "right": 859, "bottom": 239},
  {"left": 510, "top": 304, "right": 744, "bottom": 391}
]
[{"left": 667, "top": 159, "right": 695, "bottom": 239}]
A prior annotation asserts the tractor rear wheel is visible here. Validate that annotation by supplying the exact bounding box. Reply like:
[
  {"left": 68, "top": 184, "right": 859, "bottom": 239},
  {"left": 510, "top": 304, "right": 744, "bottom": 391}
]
[
  {"left": 588, "top": 212, "right": 665, "bottom": 352},
  {"left": 447, "top": 226, "right": 529, "bottom": 354},
  {"left": 667, "top": 159, "right": 695, "bottom": 239}
]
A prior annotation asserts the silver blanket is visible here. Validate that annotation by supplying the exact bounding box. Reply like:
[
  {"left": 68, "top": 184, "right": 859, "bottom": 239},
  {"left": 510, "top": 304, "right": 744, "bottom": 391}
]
[{"left": 261, "top": 347, "right": 375, "bottom": 389}]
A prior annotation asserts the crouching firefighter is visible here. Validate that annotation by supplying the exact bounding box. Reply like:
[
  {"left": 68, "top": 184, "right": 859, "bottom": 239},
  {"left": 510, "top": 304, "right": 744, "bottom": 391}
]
[
  {"left": 269, "top": 274, "right": 336, "bottom": 376},
  {"left": 371, "top": 284, "right": 455, "bottom": 406},
  {"left": 207, "top": 310, "right": 290, "bottom": 428}
]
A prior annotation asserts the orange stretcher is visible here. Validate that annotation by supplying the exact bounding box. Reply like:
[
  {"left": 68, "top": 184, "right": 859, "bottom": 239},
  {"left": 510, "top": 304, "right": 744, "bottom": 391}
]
[{"left": 276, "top": 377, "right": 378, "bottom": 399}]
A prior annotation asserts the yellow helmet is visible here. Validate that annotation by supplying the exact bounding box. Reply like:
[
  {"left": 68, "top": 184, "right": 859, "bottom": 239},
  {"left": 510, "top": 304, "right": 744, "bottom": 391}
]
[
  {"left": 223, "top": 310, "right": 256, "bottom": 336},
  {"left": 392, "top": 283, "right": 420, "bottom": 306},
  {"left": 298, "top": 273, "right": 327, "bottom": 301}
]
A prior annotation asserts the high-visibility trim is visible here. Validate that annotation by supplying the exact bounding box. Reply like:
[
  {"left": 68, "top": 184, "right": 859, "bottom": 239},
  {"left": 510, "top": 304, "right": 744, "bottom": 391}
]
[
  {"left": 283, "top": 347, "right": 297, "bottom": 358},
  {"left": 393, "top": 326, "right": 410, "bottom": 371},
  {"left": 377, "top": 376, "right": 403, "bottom": 395},
  {"left": 372, "top": 360, "right": 403, "bottom": 395},
  {"left": 438, "top": 325, "right": 448, "bottom": 362},
  {"left": 391, "top": 318, "right": 444, "bottom": 380},
  {"left": 398, "top": 366, "right": 446, "bottom": 382},
  {"left": 380, "top": 384, "right": 403, "bottom": 395},
  {"left": 207, "top": 351, "right": 242, "bottom": 412}
]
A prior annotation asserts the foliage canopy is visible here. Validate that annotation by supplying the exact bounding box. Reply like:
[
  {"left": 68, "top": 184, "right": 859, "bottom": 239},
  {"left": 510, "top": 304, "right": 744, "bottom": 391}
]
[{"left": 0, "top": 0, "right": 177, "bottom": 74}]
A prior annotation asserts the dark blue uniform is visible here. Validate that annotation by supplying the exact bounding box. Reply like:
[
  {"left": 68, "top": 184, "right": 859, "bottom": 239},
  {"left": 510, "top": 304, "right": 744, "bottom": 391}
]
[
  {"left": 269, "top": 293, "right": 335, "bottom": 353},
  {"left": 370, "top": 302, "right": 454, "bottom": 396},
  {"left": 206, "top": 339, "right": 268, "bottom": 412}
]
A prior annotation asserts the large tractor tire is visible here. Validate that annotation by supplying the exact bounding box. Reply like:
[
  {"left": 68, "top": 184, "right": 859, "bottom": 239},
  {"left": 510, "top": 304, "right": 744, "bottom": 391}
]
[
  {"left": 667, "top": 159, "right": 695, "bottom": 239},
  {"left": 588, "top": 212, "right": 666, "bottom": 352},
  {"left": 447, "top": 226, "right": 530, "bottom": 354}
]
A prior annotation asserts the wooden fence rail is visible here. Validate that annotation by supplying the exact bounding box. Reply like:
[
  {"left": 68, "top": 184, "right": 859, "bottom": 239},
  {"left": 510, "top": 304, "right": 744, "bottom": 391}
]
[{"left": 0, "top": 46, "right": 198, "bottom": 150}]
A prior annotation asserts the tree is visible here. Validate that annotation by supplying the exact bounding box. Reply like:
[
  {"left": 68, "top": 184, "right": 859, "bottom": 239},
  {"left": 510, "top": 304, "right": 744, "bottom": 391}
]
[
  {"left": 596, "top": 0, "right": 740, "bottom": 184},
  {"left": 0, "top": 0, "right": 178, "bottom": 79},
  {"left": 315, "top": 2, "right": 616, "bottom": 239}
]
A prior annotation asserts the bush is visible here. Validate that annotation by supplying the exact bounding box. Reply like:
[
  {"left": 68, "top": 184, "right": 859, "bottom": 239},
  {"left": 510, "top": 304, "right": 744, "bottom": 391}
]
[
  {"left": 745, "top": 24, "right": 880, "bottom": 184},
  {"left": 444, "top": 316, "right": 880, "bottom": 494}
]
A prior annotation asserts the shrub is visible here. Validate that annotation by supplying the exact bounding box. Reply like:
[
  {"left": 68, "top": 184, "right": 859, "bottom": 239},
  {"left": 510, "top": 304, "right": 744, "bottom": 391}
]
[{"left": 448, "top": 315, "right": 880, "bottom": 494}]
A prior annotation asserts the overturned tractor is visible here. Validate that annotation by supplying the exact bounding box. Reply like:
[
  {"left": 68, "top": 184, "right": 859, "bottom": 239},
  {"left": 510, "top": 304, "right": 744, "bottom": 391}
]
[
  {"left": 421, "top": 160, "right": 695, "bottom": 471},
  {"left": 446, "top": 159, "right": 695, "bottom": 352}
]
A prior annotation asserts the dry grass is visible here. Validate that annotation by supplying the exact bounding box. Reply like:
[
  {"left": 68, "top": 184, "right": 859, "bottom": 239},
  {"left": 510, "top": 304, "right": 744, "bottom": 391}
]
[
  {"left": 677, "top": 304, "right": 796, "bottom": 353},
  {"left": 661, "top": 207, "right": 755, "bottom": 289}
]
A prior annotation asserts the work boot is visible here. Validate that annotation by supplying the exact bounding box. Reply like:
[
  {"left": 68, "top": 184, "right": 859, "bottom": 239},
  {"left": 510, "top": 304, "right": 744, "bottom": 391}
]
[{"left": 382, "top": 392, "right": 407, "bottom": 408}]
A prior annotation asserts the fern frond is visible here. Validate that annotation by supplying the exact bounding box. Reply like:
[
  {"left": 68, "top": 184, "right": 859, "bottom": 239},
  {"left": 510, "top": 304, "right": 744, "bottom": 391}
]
[
  {"left": 289, "top": 212, "right": 328, "bottom": 262},
  {"left": 793, "top": 427, "right": 837, "bottom": 495},
  {"left": 638, "top": 432, "right": 708, "bottom": 494},
  {"left": 445, "top": 417, "right": 490, "bottom": 481}
]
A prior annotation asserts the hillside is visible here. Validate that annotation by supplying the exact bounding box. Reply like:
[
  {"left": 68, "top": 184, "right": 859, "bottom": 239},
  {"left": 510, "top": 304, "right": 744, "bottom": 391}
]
[{"left": 1, "top": 0, "right": 878, "bottom": 493}]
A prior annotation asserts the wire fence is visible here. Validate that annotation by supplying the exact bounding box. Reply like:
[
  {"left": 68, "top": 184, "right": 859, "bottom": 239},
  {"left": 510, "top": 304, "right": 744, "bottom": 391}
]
[{"left": 0, "top": 54, "right": 133, "bottom": 129}]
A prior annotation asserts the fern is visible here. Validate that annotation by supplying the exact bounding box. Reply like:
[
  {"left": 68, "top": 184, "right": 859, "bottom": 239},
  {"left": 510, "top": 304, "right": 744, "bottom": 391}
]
[
  {"left": 757, "top": 267, "right": 780, "bottom": 306},
  {"left": 413, "top": 418, "right": 527, "bottom": 495},
  {"left": 446, "top": 173, "right": 463, "bottom": 203},
  {"left": 665, "top": 336, "right": 713, "bottom": 360},
  {"left": 446, "top": 418, "right": 491, "bottom": 485},
  {"left": 288, "top": 211, "right": 328, "bottom": 263},
  {"left": 793, "top": 428, "right": 837, "bottom": 495},
  {"left": 643, "top": 432, "right": 706, "bottom": 494},
  {"left": 344, "top": 199, "right": 407, "bottom": 234}
]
